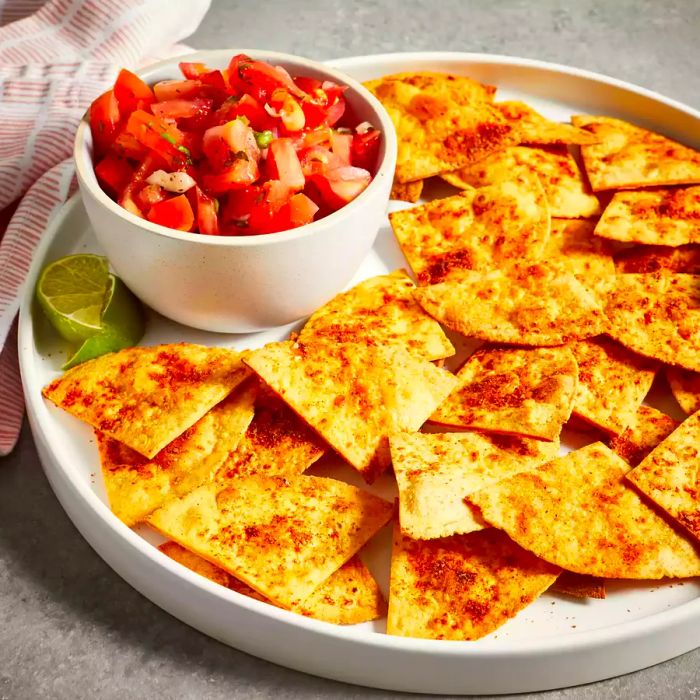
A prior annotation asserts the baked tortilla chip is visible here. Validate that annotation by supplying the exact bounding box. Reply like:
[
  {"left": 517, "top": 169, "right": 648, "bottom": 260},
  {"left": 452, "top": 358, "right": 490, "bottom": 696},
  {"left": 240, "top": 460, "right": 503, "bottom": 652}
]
[
  {"left": 497, "top": 101, "right": 598, "bottom": 145},
  {"left": 390, "top": 431, "right": 559, "bottom": 539},
  {"left": 469, "top": 442, "right": 700, "bottom": 578},
  {"left": 148, "top": 474, "right": 393, "bottom": 609},
  {"left": 159, "top": 542, "right": 385, "bottom": 624},
  {"left": 609, "top": 405, "right": 680, "bottom": 467},
  {"left": 570, "top": 337, "right": 658, "bottom": 435},
  {"left": 572, "top": 115, "right": 700, "bottom": 191},
  {"left": 99, "top": 381, "right": 257, "bottom": 526},
  {"left": 626, "top": 411, "right": 700, "bottom": 542},
  {"left": 387, "top": 525, "right": 560, "bottom": 640},
  {"left": 614, "top": 244, "right": 700, "bottom": 274},
  {"left": 390, "top": 178, "right": 423, "bottom": 202},
  {"left": 366, "top": 77, "right": 515, "bottom": 183},
  {"left": 667, "top": 366, "right": 700, "bottom": 415},
  {"left": 43, "top": 343, "right": 250, "bottom": 458},
  {"left": 545, "top": 219, "right": 615, "bottom": 280},
  {"left": 388, "top": 175, "right": 550, "bottom": 285},
  {"left": 431, "top": 345, "right": 578, "bottom": 441},
  {"left": 595, "top": 187, "right": 700, "bottom": 246},
  {"left": 298, "top": 270, "right": 454, "bottom": 361},
  {"left": 603, "top": 273, "right": 700, "bottom": 371},
  {"left": 244, "top": 341, "right": 458, "bottom": 479},
  {"left": 550, "top": 572, "right": 606, "bottom": 600},
  {"left": 216, "top": 390, "right": 327, "bottom": 481},
  {"left": 414, "top": 263, "right": 606, "bottom": 345},
  {"left": 442, "top": 146, "right": 600, "bottom": 218}
]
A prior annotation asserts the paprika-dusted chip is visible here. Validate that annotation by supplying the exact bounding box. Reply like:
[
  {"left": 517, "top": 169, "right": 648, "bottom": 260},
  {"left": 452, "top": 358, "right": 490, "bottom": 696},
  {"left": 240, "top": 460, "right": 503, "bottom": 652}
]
[
  {"left": 148, "top": 474, "right": 394, "bottom": 609},
  {"left": 298, "top": 270, "right": 454, "bottom": 361},
  {"left": 666, "top": 366, "right": 700, "bottom": 415},
  {"left": 387, "top": 524, "right": 560, "bottom": 640},
  {"left": 497, "top": 101, "right": 599, "bottom": 145},
  {"left": 414, "top": 263, "right": 606, "bottom": 346},
  {"left": 570, "top": 337, "right": 658, "bottom": 435},
  {"left": 390, "top": 431, "right": 559, "bottom": 539},
  {"left": 550, "top": 572, "right": 606, "bottom": 600},
  {"left": 609, "top": 405, "right": 680, "bottom": 467},
  {"left": 390, "top": 178, "right": 423, "bottom": 203},
  {"left": 431, "top": 345, "right": 578, "bottom": 441},
  {"left": 244, "top": 341, "right": 458, "bottom": 479},
  {"left": 614, "top": 244, "right": 700, "bottom": 275},
  {"left": 469, "top": 442, "right": 700, "bottom": 578},
  {"left": 43, "top": 343, "right": 250, "bottom": 458},
  {"left": 388, "top": 175, "right": 550, "bottom": 285},
  {"left": 545, "top": 219, "right": 615, "bottom": 280},
  {"left": 572, "top": 115, "right": 700, "bottom": 191}
]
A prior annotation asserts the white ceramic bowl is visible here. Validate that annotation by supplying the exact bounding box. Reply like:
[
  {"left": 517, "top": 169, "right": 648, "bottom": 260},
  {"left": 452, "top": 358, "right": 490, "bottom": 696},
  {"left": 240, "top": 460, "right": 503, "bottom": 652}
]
[{"left": 74, "top": 50, "right": 397, "bottom": 333}]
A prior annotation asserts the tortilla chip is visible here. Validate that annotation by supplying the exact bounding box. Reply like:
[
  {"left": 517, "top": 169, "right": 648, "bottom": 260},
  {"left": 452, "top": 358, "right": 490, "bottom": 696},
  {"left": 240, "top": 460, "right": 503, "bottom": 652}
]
[
  {"left": 442, "top": 146, "right": 601, "bottom": 218},
  {"left": 595, "top": 187, "right": 700, "bottom": 246},
  {"left": 159, "top": 542, "right": 385, "bottom": 624},
  {"left": 390, "top": 178, "right": 423, "bottom": 202},
  {"left": 431, "top": 345, "right": 578, "bottom": 441},
  {"left": 43, "top": 343, "right": 250, "bottom": 458},
  {"left": 148, "top": 474, "right": 393, "bottom": 609},
  {"left": 609, "top": 405, "right": 680, "bottom": 467},
  {"left": 98, "top": 381, "right": 257, "bottom": 526},
  {"left": 387, "top": 525, "right": 559, "bottom": 640},
  {"left": 469, "top": 442, "right": 700, "bottom": 578},
  {"left": 390, "top": 431, "right": 559, "bottom": 539},
  {"left": 603, "top": 273, "right": 700, "bottom": 371},
  {"left": 614, "top": 244, "right": 700, "bottom": 274},
  {"left": 572, "top": 115, "right": 700, "bottom": 191},
  {"left": 388, "top": 175, "right": 550, "bottom": 285},
  {"left": 244, "top": 341, "right": 458, "bottom": 479},
  {"left": 545, "top": 219, "right": 615, "bottom": 280},
  {"left": 497, "top": 101, "right": 598, "bottom": 145},
  {"left": 550, "top": 572, "right": 606, "bottom": 600},
  {"left": 216, "top": 390, "right": 327, "bottom": 481},
  {"left": 414, "top": 263, "right": 607, "bottom": 346},
  {"left": 667, "top": 366, "right": 700, "bottom": 415},
  {"left": 626, "top": 411, "right": 700, "bottom": 543},
  {"left": 570, "top": 337, "right": 658, "bottom": 435},
  {"left": 298, "top": 270, "right": 454, "bottom": 361},
  {"left": 366, "top": 77, "right": 515, "bottom": 183}
]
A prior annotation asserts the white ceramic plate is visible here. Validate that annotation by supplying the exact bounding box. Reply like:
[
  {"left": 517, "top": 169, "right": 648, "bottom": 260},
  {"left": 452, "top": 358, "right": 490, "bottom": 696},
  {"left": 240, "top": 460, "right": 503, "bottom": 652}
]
[{"left": 19, "top": 53, "right": 700, "bottom": 695}]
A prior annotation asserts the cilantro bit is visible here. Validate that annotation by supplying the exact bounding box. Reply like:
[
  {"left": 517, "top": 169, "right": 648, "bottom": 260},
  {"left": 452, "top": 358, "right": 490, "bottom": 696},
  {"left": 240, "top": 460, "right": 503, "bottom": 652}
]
[{"left": 254, "top": 130, "right": 273, "bottom": 148}]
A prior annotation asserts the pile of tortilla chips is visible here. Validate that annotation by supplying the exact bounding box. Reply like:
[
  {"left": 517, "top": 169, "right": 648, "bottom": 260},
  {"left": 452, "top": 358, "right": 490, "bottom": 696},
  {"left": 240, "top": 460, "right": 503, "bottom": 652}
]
[{"left": 43, "top": 70, "right": 700, "bottom": 643}]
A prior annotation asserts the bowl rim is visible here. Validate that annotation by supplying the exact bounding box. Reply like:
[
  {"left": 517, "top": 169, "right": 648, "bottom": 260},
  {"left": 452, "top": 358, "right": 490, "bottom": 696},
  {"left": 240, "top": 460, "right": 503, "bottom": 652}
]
[{"left": 73, "top": 48, "right": 398, "bottom": 248}]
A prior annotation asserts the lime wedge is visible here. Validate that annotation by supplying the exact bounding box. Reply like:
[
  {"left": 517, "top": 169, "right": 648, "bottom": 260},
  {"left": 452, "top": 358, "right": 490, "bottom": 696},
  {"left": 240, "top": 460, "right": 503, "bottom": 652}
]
[
  {"left": 63, "top": 275, "right": 145, "bottom": 370},
  {"left": 36, "top": 254, "right": 110, "bottom": 342}
]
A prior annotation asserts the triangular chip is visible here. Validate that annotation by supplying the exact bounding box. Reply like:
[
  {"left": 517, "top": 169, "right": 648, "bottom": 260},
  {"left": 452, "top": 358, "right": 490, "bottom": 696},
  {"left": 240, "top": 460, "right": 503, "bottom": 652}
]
[
  {"left": 595, "top": 187, "right": 700, "bottom": 246},
  {"left": 387, "top": 524, "right": 559, "bottom": 640},
  {"left": 550, "top": 572, "right": 606, "bottom": 600},
  {"left": 572, "top": 115, "right": 700, "bottom": 191},
  {"left": 545, "top": 219, "right": 615, "bottom": 280},
  {"left": 667, "top": 366, "right": 700, "bottom": 415},
  {"left": 148, "top": 474, "right": 393, "bottom": 609},
  {"left": 298, "top": 271, "right": 454, "bottom": 361},
  {"left": 390, "top": 178, "right": 423, "bottom": 202},
  {"left": 497, "top": 101, "right": 598, "bottom": 145},
  {"left": 244, "top": 341, "right": 458, "bottom": 480},
  {"left": 614, "top": 244, "right": 700, "bottom": 274},
  {"left": 215, "top": 389, "right": 326, "bottom": 481},
  {"left": 469, "top": 442, "right": 700, "bottom": 578},
  {"left": 603, "top": 273, "right": 700, "bottom": 371},
  {"left": 98, "top": 381, "right": 257, "bottom": 526},
  {"left": 570, "top": 337, "right": 658, "bottom": 435},
  {"left": 43, "top": 343, "right": 250, "bottom": 458},
  {"left": 414, "top": 263, "right": 607, "bottom": 345},
  {"left": 431, "top": 345, "right": 578, "bottom": 441},
  {"left": 626, "top": 411, "right": 700, "bottom": 542},
  {"left": 609, "top": 405, "right": 680, "bottom": 467},
  {"left": 442, "top": 146, "right": 600, "bottom": 218},
  {"left": 388, "top": 175, "right": 550, "bottom": 285},
  {"left": 390, "top": 431, "right": 560, "bottom": 539},
  {"left": 366, "top": 77, "right": 515, "bottom": 183},
  {"left": 159, "top": 542, "right": 386, "bottom": 624}
]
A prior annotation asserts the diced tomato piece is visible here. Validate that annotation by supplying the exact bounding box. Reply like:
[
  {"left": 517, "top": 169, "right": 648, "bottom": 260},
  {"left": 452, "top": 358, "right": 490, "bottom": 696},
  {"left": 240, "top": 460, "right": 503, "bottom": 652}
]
[
  {"left": 351, "top": 129, "right": 381, "bottom": 171},
  {"left": 89, "top": 90, "right": 120, "bottom": 155},
  {"left": 179, "top": 62, "right": 208, "bottom": 79},
  {"left": 228, "top": 54, "right": 306, "bottom": 103},
  {"left": 298, "top": 145, "right": 345, "bottom": 178},
  {"left": 118, "top": 153, "right": 164, "bottom": 218},
  {"left": 153, "top": 79, "right": 201, "bottom": 102},
  {"left": 151, "top": 98, "right": 213, "bottom": 120},
  {"left": 113, "top": 68, "right": 154, "bottom": 113},
  {"left": 324, "top": 97, "right": 346, "bottom": 127},
  {"left": 220, "top": 185, "right": 262, "bottom": 230},
  {"left": 199, "top": 69, "right": 227, "bottom": 92},
  {"left": 136, "top": 183, "right": 167, "bottom": 210},
  {"left": 289, "top": 192, "right": 319, "bottom": 226},
  {"left": 294, "top": 77, "right": 322, "bottom": 94},
  {"left": 195, "top": 187, "right": 219, "bottom": 234},
  {"left": 267, "top": 138, "right": 304, "bottom": 191},
  {"left": 94, "top": 155, "right": 133, "bottom": 195},
  {"left": 213, "top": 94, "right": 274, "bottom": 131},
  {"left": 268, "top": 89, "right": 305, "bottom": 133},
  {"left": 330, "top": 132, "right": 352, "bottom": 164},
  {"left": 147, "top": 194, "right": 194, "bottom": 231},
  {"left": 202, "top": 119, "right": 260, "bottom": 170},
  {"left": 180, "top": 130, "right": 203, "bottom": 160},
  {"left": 313, "top": 165, "right": 371, "bottom": 210},
  {"left": 111, "top": 128, "right": 147, "bottom": 160},
  {"left": 126, "top": 110, "right": 187, "bottom": 168},
  {"left": 201, "top": 162, "right": 259, "bottom": 194}
]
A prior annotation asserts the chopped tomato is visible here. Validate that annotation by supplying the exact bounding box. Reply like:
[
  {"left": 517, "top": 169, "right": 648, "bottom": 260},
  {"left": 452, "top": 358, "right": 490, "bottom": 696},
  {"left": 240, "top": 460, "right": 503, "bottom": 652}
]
[
  {"left": 94, "top": 155, "right": 133, "bottom": 195},
  {"left": 89, "top": 90, "right": 120, "bottom": 155},
  {"left": 113, "top": 68, "right": 154, "bottom": 113},
  {"left": 112, "top": 128, "right": 148, "bottom": 160},
  {"left": 153, "top": 79, "right": 201, "bottom": 102},
  {"left": 179, "top": 62, "right": 208, "bottom": 79},
  {"left": 136, "top": 183, "right": 167, "bottom": 210},
  {"left": 195, "top": 187, "right": 219, "bottom": 234},
  {"left": 352, "top": 129, "right": 381, "bottom": 171},
  {"left": 313, "top": 165, "right": 371, "bottom": 210},
  {"left": 126, "top": 110, "right": 187, "bottom": 168},
  {"left": 228, "top": 53, "right": 306, "bottom": 103},
  {"left": 267, "top": 89, "right": 305, "bottom": 132},
  {"left": 151, "top": 98, "right": 213, "bottom": 120},
  {"left": 202, "top": 119, "right": 260, "bottom": 171},
  {"left": 147, "top": 194, "right": 194, "bottom": 231},
  {"left": 289, "top": 193, "right": 319, "bottom": 226},
  {"left": 119, "top": 153, "right": 163, "bottom": 218},
  {"left": 267, "top": 138, "right": 304, "bottom": 191},
  {"left": 330, "top": 131, "right": 353, "bottom": 164}
]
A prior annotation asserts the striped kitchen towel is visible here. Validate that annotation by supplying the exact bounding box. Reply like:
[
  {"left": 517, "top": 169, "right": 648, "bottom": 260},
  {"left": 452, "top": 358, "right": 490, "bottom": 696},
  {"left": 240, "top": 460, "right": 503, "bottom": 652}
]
[{"left": 0, "top": 0, "right": 211, "bottom": 456}]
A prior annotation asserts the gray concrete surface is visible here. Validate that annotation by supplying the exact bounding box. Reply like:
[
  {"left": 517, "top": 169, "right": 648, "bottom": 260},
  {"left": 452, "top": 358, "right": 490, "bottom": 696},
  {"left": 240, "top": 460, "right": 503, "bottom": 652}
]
[{"left": 2, "top": 0, "right": 700, "bottom": 698}]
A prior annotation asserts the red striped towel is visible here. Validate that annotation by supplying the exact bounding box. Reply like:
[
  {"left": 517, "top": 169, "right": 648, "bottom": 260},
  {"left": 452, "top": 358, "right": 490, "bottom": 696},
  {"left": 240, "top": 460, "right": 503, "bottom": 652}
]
[{"left": 0, "top": 0, "right": 211, "bottom": 456}]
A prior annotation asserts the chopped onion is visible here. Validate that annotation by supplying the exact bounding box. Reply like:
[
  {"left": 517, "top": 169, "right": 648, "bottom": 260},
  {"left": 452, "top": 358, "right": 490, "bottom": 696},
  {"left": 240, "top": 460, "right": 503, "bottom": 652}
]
[
  {"left": 356, "top": 121, "right": 374, "bottom": 134},
  {"left": 145, "top": 169, "right": 196, "bottom": 194}
]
